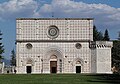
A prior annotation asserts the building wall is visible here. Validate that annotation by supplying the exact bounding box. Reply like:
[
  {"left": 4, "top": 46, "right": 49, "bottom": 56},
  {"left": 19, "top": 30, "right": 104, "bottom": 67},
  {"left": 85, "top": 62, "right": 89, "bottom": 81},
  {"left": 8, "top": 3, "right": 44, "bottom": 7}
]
[
  {"left": 0, "top": 62, "right": 4, "bottom": 74},
  {"left": 91, "top": 48, "right": 97, "bottom": 73},
  {"left": 16, "top": 18, "right": 93, "bottom": 41},
  {"left": 96, "top": 41, "right": 112, "bottom": 73},
  {"left": 16, "top": 18, "right": 112, "bottom": 74},
  {"left": 90, "top": 41, "right": 113, "bottom": 73},
  {"left": 16, "top": 42, "right": 91, "bottom": 74}
]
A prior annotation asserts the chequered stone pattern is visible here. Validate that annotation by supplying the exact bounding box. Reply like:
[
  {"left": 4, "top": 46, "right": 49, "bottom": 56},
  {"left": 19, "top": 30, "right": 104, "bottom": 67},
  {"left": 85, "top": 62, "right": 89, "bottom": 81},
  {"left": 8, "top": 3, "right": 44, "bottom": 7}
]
[
  {"left": 16, "top": 18, "right": 112, "bottom": 74},
  {"left": 16, "top": 18, "right": 93, "bottom": 41}
]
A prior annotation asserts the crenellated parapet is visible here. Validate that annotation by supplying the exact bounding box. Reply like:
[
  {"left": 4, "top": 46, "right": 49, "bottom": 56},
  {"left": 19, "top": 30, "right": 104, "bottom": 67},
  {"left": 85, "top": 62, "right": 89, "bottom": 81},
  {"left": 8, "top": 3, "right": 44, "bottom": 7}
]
[{"left": 89, "top": 41, "right": 113, "bottom": 48}]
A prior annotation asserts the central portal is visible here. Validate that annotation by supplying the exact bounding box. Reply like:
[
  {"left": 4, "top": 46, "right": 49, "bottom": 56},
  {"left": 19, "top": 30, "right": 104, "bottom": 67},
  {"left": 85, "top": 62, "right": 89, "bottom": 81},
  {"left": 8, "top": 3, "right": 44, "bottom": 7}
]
[{"left": 50, "top": 61, "right": 57, "bottom": 73}]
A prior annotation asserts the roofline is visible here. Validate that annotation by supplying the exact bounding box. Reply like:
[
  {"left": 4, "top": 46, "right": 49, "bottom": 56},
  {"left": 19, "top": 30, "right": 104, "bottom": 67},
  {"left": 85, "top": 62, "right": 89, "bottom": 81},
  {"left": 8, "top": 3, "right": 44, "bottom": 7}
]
[
  {"left": 16, "top": 18, "right": 94, "bottom": 20},
  {"left": 16, "top": 40, "right": 92, "bottom": 43}
]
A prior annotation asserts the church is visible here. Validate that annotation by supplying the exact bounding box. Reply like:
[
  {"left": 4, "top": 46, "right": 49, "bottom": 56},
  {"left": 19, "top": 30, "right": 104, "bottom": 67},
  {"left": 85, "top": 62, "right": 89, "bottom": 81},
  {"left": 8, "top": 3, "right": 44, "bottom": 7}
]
[{"left": 16, "top": 18, "right": 112, "bottom": 74}]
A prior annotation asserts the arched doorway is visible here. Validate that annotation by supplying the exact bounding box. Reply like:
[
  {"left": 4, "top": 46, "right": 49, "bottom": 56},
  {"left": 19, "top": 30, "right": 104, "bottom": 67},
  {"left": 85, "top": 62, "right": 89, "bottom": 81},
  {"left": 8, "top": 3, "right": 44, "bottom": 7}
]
[
  {"left": 44, "top": 47, "right": 63, "bottom": 73},
  {"left": 76, "top": 61, "right": 81, "bottom": 73},
  {"left": 26, "top": 59, "right": 33, "bottom": 73},
  {"left": 50, "top": 55, "right": 57, "bottom": 73}
]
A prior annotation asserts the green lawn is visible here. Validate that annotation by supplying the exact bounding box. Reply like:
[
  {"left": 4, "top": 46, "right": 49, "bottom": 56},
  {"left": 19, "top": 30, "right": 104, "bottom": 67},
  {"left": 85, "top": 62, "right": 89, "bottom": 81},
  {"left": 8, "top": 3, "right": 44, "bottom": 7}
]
[{"left": 0, "top": 74, "right": 120, "bottom": 84}]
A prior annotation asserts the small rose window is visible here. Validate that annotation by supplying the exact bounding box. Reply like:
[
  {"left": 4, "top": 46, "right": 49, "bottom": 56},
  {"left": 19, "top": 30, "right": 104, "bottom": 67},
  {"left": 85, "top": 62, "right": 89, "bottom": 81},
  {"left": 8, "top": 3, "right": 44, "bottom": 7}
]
[
  {"left": 75, "top": 43, "right": 82, "bottom": 49},
  {"left": 26, "top": 43, "right": 33, "bottom": 49}
]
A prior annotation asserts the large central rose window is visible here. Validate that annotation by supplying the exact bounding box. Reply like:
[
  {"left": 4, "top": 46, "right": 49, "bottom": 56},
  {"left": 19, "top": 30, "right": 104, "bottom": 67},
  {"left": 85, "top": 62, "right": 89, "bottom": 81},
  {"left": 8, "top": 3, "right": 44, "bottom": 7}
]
[{"left": 47, "top": 26, "right": 59, "bottom": 39}]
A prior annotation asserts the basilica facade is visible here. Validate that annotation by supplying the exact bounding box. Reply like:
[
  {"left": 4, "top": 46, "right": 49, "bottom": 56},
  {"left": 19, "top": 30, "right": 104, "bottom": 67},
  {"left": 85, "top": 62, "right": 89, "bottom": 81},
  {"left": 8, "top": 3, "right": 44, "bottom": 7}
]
[{"left": 16, "top": 18, "right": 112, "bottom": 74}]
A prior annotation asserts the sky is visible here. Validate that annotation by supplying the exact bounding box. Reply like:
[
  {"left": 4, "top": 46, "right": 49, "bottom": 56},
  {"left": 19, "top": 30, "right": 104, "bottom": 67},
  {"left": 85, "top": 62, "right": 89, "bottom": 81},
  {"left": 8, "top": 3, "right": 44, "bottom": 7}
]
[{"left": 0, "top": 0, "right": 120, "bottom": 60}]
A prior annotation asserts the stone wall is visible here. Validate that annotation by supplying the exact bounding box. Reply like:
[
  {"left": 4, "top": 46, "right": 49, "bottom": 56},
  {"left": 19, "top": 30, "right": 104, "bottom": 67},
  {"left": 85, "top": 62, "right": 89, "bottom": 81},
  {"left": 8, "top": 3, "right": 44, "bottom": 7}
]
[
  {"left": 90, "top": 41, "right": 113, "bottom": 73},
  {"left": 16, "top": 42, "right": 91, "bottom": 73},
  {"left": 16, "top": 18, "right": 93, "bottom": 41}
]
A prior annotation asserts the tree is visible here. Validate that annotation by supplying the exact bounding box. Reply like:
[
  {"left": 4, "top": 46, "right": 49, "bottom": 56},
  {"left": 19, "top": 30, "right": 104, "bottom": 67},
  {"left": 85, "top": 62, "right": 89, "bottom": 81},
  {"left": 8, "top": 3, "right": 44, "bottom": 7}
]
[
  {"left": 10, "top": 49, "right": 16, "bottom": 66},
  {"left": 93, "top": 25, "right": 98, "bottom": 41},
  {"left": 103, "top": 29, "right": 110, "bottom": 41},
  {"left": 93, "top": 25, "right": 103, "bottom": 41},
  {"left": 112, "top": 41, "right": 120, "bottom": 73},
  {"left": 118, "top": 31, "right": 120, "bottom": 40},
  {"left": 0, "top": 30, "right": 4, "bottom": 63},
  {"left": 97, "top": 31, "right": 104, "bottom": 41}
]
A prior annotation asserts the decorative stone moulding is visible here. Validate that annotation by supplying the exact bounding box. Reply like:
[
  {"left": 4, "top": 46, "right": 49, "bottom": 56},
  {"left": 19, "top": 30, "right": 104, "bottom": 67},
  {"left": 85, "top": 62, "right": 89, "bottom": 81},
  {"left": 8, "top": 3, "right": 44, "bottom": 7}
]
[{"left": 89, "top": 41, "right": 113, "bottom": 48}]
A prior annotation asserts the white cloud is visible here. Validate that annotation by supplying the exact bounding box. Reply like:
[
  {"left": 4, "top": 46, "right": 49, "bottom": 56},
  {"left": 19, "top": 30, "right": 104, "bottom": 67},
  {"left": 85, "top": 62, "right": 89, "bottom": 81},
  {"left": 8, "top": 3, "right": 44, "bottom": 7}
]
[
  {"left": 0, "top": 0, "right": 120, "bottom": 27},
  {"left": 37, "top": 0, "right": 120, "bottom": 39},
  {"left": 40, "top": 4, "right": 52, "bottom": 13},
  {"left": 38, "top": 0, "right": 120, "bottom": 26},
  {"left": 0, "top": 0, "right": 39, "bottom": 20}
]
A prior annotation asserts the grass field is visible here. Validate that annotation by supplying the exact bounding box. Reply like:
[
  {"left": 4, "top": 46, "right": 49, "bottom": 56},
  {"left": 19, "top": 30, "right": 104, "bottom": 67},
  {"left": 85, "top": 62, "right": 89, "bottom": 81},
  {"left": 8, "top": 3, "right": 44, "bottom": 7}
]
[{"left": 0, "top": 74, "right": 120, "bottom": 84}]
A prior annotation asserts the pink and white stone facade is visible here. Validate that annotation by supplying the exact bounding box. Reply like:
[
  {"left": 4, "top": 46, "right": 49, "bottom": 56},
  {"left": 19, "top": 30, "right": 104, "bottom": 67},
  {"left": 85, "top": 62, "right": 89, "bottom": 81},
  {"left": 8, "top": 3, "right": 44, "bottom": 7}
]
[{"left": 16, "top": 18, "right": 112, "bottom": 74}]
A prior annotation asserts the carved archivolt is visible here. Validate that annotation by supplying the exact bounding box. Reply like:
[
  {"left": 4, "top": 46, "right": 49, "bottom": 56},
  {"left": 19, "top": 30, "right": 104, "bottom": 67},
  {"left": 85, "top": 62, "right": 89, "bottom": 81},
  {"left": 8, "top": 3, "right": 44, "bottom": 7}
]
[
  {"left": 22, "top": 58, "right": 35, "bottom": 66},
  {"left": 76, "top": 61, "right": 81, "bottom": 64},
  {"left": 27, "top": 59, "right": 33, "bottom": 64},
  {"left": 73, "top": 58, "right": 84, "bottom": 66},
  {"left": 50, "top": 55, "right": 57, "bottom": 59}
]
